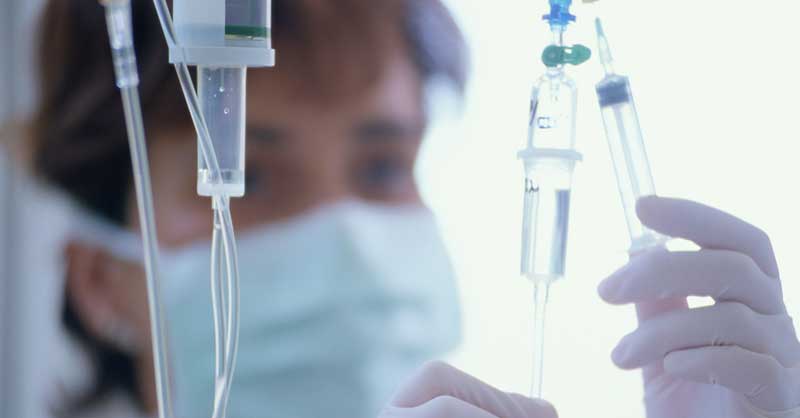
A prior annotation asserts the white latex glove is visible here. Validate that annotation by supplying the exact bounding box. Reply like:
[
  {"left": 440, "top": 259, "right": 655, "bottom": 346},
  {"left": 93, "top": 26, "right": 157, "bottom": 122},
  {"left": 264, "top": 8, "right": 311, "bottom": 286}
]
[
  {"left": 378, "top": 362, "right": 557, "bottom": 418},
  {"left": 599, "top": 196, "right": 800, "bottom": 418}
]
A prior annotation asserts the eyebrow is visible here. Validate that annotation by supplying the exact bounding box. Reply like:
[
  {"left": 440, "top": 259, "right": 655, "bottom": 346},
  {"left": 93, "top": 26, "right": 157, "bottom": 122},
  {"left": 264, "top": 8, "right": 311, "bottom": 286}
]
[
  {"left": 354, "top": 118, "right": 423, "bottom": 144},
  {"left": 245, "top": 118, "right": 423, "bottom": 146},
  {"left": 247, "top": 126, "right": 284, "bottom": 145}
]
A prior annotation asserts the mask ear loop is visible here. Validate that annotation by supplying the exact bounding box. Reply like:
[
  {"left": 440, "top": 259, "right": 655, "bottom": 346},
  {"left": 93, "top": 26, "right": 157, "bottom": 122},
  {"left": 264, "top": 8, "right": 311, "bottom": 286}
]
[
  {"left": 67, "top": 208, "right": 144, "bottom": 264},
  {"left": 100, "top": 315, "right": 141, "bottom": 354}
]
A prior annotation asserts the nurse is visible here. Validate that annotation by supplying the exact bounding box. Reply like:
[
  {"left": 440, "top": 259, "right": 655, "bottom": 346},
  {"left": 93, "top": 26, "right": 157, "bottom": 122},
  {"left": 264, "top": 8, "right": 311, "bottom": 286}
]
[{"left": 31, "top": 0, "right": 471, "bottom": 416}]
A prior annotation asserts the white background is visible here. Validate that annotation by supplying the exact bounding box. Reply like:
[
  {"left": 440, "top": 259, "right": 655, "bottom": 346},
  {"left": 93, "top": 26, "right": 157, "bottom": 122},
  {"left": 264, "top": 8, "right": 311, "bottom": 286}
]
[{"left": 419, "top": 1, "right": 800, "bottom": 417}]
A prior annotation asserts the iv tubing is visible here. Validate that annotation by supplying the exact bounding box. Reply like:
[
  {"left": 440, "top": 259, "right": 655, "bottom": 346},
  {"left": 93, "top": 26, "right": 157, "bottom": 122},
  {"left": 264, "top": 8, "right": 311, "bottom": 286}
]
[
  {"left": 210, "top": 211, "right": 227, "bottom": 382},
  {"left": 149, "top": 0, "right": 222, "bottom": 187},
  {"left": 120, "top": 86, "right": 176, "bottom": 418},
  {"left": 102, "top": 2, "right": 176, "bottom": 416},
  {"left": 212, "top": 199, "right": 241, "bottom": 418},
  {"left": 530, "top": 282, "right": 550, "bottom": 398},
  {"left": 208, "top": 199, "right": 238, "bottom": 418},
  {"left": 108, "top": 1, "right": 243, "bottom": 417},
  {"left": 149, "top": 1, "right": 243, "bottom": 415}
]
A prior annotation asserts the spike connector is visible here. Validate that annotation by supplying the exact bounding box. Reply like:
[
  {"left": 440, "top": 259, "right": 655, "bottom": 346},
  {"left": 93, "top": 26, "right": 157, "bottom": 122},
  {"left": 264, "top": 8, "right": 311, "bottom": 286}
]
[
  {"left": 542, "top": 44, "right": 591, "bottom": 67},
  {"left": 543, "top": 0, "right": 576, "bottom": 27}
]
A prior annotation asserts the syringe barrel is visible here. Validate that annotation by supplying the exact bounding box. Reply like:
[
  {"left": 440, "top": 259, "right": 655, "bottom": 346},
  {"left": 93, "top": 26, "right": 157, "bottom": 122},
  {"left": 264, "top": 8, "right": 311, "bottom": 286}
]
[
  {"left": 197, "top": 66, "right": 247, "bottom": 198},
  {"left": 596, "top": 75, "right": 665, "bottom": 251}
]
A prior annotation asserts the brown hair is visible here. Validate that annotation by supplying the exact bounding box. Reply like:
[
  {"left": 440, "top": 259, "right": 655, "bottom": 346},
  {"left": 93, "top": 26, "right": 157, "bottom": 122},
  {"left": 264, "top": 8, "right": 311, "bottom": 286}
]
[
  {"left": 31, "top": 0, "right": 468, "bottom": 225},
  {"left": 31, "top": 0, "right": 468, "bottom": 413}
]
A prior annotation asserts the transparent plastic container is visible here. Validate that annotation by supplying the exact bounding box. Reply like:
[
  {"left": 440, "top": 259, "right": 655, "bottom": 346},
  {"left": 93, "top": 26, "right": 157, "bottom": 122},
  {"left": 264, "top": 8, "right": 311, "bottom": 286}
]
[
  {"left": 197, "top": 66, "right": 247, "bottom": 197},
  {"left": 523, "top": 69, "right": 578, "bottom": 151},
  {"left": 518, "top": 67, "right": 580, "bottom": 284},
  {"left": 520, "top": 158, "right": 575, "bottom": 282}
]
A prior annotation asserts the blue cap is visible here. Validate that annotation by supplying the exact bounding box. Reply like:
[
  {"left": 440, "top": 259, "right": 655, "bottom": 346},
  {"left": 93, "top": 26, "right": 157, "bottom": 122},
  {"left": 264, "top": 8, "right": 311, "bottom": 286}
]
[{"left": 543, "top": 0, "right": 576, "bottom": 26}]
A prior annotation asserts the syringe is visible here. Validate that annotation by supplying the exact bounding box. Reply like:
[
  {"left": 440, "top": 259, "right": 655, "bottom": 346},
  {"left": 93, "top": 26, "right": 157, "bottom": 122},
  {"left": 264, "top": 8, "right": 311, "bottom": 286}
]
[
  {"left": 594, "top": 18, "right": 667, "bottom": 254},
  {"left": 518, "top": 0, "right": 590, "bottom": 398}
]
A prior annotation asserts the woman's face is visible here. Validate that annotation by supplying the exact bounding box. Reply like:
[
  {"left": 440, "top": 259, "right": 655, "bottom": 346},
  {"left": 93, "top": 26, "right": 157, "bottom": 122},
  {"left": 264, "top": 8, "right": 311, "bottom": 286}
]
[
  {"left": 143, "top": 51, "right": 426, "bottom": 247},
  {"left": 65, "top": 46, "right": 427, "bottom": 399}
]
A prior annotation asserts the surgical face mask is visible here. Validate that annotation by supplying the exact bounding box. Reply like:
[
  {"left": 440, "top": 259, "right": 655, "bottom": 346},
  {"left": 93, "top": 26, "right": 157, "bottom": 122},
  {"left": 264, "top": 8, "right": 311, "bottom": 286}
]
[{"left": 88, "top": 201, "right": 461, "bottom": 418}]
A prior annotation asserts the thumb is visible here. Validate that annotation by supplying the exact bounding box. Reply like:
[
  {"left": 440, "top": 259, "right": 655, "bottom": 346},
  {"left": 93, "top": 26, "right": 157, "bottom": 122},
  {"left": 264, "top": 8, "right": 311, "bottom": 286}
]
[{"left": 388, "top": 362, "right": 557, "bottom": 418}]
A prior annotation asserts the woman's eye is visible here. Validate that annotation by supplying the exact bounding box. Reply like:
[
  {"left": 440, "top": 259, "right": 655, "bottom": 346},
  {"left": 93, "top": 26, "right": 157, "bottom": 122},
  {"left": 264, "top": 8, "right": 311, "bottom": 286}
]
[
  {"left": 244, "top": 166, "right": 269, "bottom": 196},
  {"left": 359, "top": 158, "right": 413, "bottom": 192}
]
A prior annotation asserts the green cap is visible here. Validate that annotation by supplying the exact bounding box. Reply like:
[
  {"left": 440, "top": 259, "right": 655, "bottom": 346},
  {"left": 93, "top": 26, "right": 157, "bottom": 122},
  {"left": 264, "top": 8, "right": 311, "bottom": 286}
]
[{"left": 542, "top": 44, "right": 592, "bottom": 67}]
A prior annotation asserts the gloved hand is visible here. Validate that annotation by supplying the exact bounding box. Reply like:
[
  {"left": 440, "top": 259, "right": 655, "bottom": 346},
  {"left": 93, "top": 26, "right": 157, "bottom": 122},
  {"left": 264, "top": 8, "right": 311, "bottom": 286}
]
[
  {"left": 599, "top": 196, "right": 800, "bottom": 418},
  {"left": 378, "top": 361, "right": 558, "bottom": 418}
]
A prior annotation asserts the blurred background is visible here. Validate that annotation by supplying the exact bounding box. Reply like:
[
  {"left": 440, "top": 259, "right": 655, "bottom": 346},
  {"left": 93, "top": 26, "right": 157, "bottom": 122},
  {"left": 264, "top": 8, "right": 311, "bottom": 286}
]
[
  {"left": 2, "top": 1, "right": 799, "bottom": 417},
  {"left": 2, "top": 1, "right": 82, "bottom": 418}
]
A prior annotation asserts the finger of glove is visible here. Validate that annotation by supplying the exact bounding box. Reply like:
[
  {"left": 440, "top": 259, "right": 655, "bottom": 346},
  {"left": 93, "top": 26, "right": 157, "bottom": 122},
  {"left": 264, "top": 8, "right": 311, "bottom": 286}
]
[
  {"left": 389, "top": 361, "right": 557, "bottom": 418},
  {"left": 636, "top": 196, "right": 780, "bottom": 279},
  {"left": 379, "top": 396, "right": 501, "bottom": 418},
  {"left": 599, "top": 249, "right": 783, "bottom": 315},
  {"left": 664, "top": 346, "right": 800, "bottom": 414},
  {"left": 613, "top": 302, "right": 798, "bottom": 369}
]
